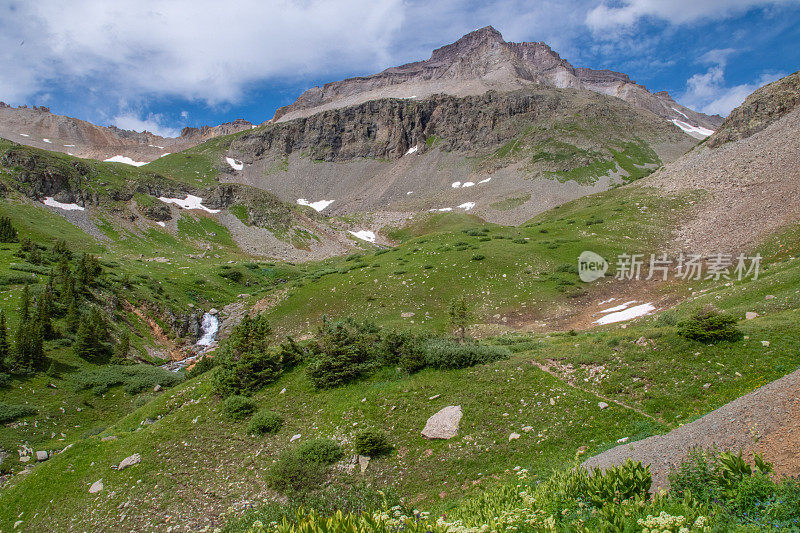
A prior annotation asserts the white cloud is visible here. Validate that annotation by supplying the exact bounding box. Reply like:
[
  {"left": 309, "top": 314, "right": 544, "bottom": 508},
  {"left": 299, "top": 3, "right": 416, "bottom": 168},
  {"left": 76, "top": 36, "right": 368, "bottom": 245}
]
[
  {"left": 111, "top": 112, "right": 180, "bottom": 138},
  {"left": 679, "top": 50, "right": 785, "bottom": 116},
  {"left": 587, "top": 0, "right": 800, "bottom": 32},
  {"left": 0, "top": 0, "right": 405, "bottom": 105}
]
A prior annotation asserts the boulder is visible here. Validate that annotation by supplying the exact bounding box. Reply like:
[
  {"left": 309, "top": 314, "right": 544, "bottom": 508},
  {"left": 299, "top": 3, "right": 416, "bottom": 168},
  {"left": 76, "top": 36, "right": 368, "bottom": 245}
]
[
  {"left": 422, "top": 405, "right": 462, "bottom": 439},
  {"left": 745, "top": 312, "right": 759, "bottom": 320},
  {"left": 508, "top": 432, "right": 521, "bottom": 441},
  {"left": 89, "top": 479, "right": 103, "bottom": 494},
  {"left": 35, "top": 451, "right": 48, "bottom": 462},
  {"left": 117, "top": 453, "right": 141, "bottom": 471},
  {"left": 598, "top": 402, "right": 609, "bottom": 410}
]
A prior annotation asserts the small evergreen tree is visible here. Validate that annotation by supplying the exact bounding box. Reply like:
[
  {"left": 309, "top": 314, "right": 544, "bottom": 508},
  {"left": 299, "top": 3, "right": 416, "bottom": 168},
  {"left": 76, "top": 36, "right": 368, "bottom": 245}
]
[
  {"left": 19, "top": 285, "right": 30, "bottom": 323},
  {"left": 0, "top": 311, "right": 8, "bottom": 373},
  {"left": 0, "top": 216, "right": 18, "bottom": 243},
  {"left": 35, "top": 284, "right": 55, "bottom": 340},
  {"left": 65, "top": 296, "right": 80, "bottom": 334},
  {"left": 10, "top": 319, "right": 44, "bottom": 373},
  {"left": 114, "top": 329, "right": 130, "bottom": 362},
  {"left": 448, "top": 296, "right": 473, "bottom": 341},
  {"left": 73, "top": 308, "right": 111, "bottom": 361}
]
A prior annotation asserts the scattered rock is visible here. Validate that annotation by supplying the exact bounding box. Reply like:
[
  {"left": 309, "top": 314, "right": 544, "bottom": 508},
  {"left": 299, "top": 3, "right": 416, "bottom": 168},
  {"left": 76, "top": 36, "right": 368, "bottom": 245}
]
[
  {"left": 401, "top": 312, "right": 415, "bottom": 318},
  {"left": 635, "top": 336, "right": 649, "bottom": 346},
  {"left": 745, "top": 311, "right": 759, "bottom": 320},
  {"left": 549, "top": 398, "right": 556, "bottom": 406},
  {"left": 19, "top": 456, "right": 30, "bottom": 463},
  {"left": 508, "top": 432, "right": 521, "bottom": 441},
  {"left": 703, "top": 383, "right": 711, "bottom": 389},
  {"left": 522, "top": 426, "right": 534, "bottom": 432},
  {"left": 14, "top": 520, "right": 22, "bottom": 529},
  {"left": 101, "top": 436, "right": 118, "bottom": 442},
  {"left": 35, "top": 451, "right": 48, "bottom": 462},
  {"left": 762, "top": 340, "right": 771, "bottom": 347},
  {"left": 290, "top": 434, "right": 302, "bottom": 442},
  {"left": 617, "top": 437, "right": 629, "bottom": 443},
  {"left": 598, "top": 402, "right": 609, "bottom": 410},
  {"left": 117, "top": 453, "right": 141, "bottom": 471},
  {"left": 89, "top": 479, "right": 103, "bottom": 493},
  {"left": 765, "top": 295, "right": 776, "bottom": 300},
  {"left": 208, "top": 308, "right": 219, "bottom": 315},
  {"left": 577, "top": 446, "right": 588, "bottom": 454},
  {"left": 422, "top": 405, "right": 462, "bottom": 439},
  {"left": 428, "top": 394, "right": 440, "bottom": 400},
  {"left": 280, "top": 388, "right": 286, "bottom": 394},
  {"left": 358, "top": 455, "right": 370, "bottom": 473}
]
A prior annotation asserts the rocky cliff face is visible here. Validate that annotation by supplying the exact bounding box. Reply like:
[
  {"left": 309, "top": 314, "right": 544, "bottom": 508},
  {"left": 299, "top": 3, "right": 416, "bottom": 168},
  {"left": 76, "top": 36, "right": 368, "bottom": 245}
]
[
  {"left": 273, "top": 26, "right": 722, "bottom": 131},
  {"left": 706, "top": 70, "right": 800, "bottom": 148},
  {"left": 0, "top": 105, "right": 252, "bottom": 163}
]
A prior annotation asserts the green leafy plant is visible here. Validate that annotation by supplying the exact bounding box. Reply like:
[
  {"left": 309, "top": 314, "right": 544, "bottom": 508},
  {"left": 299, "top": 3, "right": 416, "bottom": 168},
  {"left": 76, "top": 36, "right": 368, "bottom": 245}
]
[
  {"left": 354, "top": 429, "right": 392, "bottom": 457},
  {"left": 221, "top": 395, "right": 257, "bottom": 420},
  {"left": 677, "top": 307, "right": 742, "bottom": 343},
  {"left": 247, "top": 409, "right": 283, "bottom": 435},
  {"left": 297, "top": 438, "right": 344, "bottom": 465}
]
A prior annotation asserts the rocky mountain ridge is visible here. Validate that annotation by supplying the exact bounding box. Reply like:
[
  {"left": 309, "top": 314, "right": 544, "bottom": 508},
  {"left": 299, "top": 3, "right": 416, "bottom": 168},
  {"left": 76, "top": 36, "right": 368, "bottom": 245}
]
[
  {"left": 0, "top": 102, "right": 253, "bottom": 163},
  {"left": 273, "top": 26, "right": 723, "bottom": 133}
]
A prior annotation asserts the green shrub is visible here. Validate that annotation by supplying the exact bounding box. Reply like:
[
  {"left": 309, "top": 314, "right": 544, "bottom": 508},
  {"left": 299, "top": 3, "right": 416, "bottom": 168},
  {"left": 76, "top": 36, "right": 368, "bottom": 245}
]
[
  {"left": 186, "top": 355, "right": 217, "bottom": 379},
  {"left": 297, "top": 438, "right": 344, "bottom": 465},
  {"left": 0, "top": 373, "right": 10, "bottom": 389},
  {"left": 656, "top": 310, "right": 678, "bottom": 327},
  {"left": 471, "top": 254, "right": 485, "bottom": 261},
  {"left": 213, "top": 314, "right": 284, "bottom": 397},
  {"left": 0, "top": 403, "right": 37, "bottom": 423},
  {"left": 677, "top": 307, "right": 742, "bottom": 343},
  {"left": 265, "top": 448, "right": 328, "bottom": 495},
  {"left": 668, "top": 448, "right": 722, "bottom": 502},
  {"left": 71, "top": 365, "right": 183, "bottom": 395},
  {"left": 221, "top": 395, "right": 257, "bottom": 420},
  {"left": 248, "top": 409, "right": 283, "bottom": 435},
  {"left": 306, "top": 319, "right": 381, "bottom": 389},
  {"left": 585, "top": 459, "right": 652, "bottom": 506},
  {"left": 423, "top": 338, "right": 509, "bottom": 370},
  {"left": 354, "top": 429, "right": 392, "bottom": 457}
]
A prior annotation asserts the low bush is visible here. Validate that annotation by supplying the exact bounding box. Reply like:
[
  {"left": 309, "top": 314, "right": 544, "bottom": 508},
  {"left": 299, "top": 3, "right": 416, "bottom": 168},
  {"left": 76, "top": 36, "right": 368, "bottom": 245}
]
[
  {"left": 221, "top": 395, "right": 257, "bottom": 420},
  {"left": 0, "top": 373, "right": 10, "bottom": 389},
  {"left": 297, "top": 438, "right": 344, "bottom": 465},
  {"left": 0, "top": 403, "right": 37, "bottom": 423},
  {"left": 248, "top": 409, "right": 283, "bottom": 435},
  {"left": 306, "top": 319, "right": 382, "bottom": 389},
  {"left": 422, "top": 338, "right": 510, "bottom": 370},
  {"left": 265, "top": 448, "right": 329, "bottom": 495},
  {"left": 677, "top": 307, "right": 742, "bottom": 343},
  {"left": 354, "top": 428, "right": 392, "bottom": 457},
  {"left": 71, "top": 365, "right": 183, "bottom": 395},
  {"left": 656, "top": 310, "right": 678, "bottom": 327},
  {"left": 187, "top": 355, "right": 217, "bottom": 378}
]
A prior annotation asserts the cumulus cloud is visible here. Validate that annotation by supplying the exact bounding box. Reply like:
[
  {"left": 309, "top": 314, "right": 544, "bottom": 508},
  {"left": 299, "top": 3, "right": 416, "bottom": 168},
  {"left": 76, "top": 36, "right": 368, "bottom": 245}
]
[
  {"left": 0, "top": 0, "right": 405, "bottom": 105},
  {"left": 111, "top": 112, "right": 181, "bottom": 138},
  {"left": 679, "top": 49, "right": 785, "bottom": 116},
  {"left": 586, "top": 0, "right": 800, "bottom": 32}
]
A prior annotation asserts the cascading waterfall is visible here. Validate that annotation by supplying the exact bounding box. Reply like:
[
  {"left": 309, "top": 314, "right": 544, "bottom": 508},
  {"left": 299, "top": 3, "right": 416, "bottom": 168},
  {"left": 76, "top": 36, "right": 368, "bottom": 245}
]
[{"left": 196, "top": 312, "right": 219, "bottom": 346}]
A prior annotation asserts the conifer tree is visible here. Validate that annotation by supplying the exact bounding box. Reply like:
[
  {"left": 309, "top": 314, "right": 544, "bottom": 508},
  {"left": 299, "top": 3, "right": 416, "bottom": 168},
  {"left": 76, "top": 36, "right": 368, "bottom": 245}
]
[
  {"left": 114, "top": 329, "right": 131, "bottom": 362},
  {"left": 73, "top": 307, "right": 111, "bottom": 361},
  {"left": 36, "top": 285, "right": 55, "bottom": 340},
  {"left": 0, "top": 311, "right": 8, "bottom": 373},
  {"left": 19, "top": 285, "right": 30, "bottom": 323},
  {"left": 0, "top": 216, "right": 18, "bottom": 243}
]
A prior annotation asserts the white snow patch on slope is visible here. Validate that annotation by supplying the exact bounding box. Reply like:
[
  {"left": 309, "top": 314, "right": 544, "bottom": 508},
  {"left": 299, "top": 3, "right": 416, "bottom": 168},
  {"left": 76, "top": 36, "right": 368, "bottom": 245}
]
[
  {"left": 19, "top": 133, "right": 29, "bottom": 137},
  {"left": 429, "top": 207, "right": 453, "bottom": 212},
  {"left": 478, "top": 177, "right": 492, "bottom": 184},
  {"left": 297, "top": 199, "right": 334, "bottom": 212},
  {"left": 451, "top": 181, "right": 461, "bottom": 188},
  {"left": 160, "top": 153, "right": 171, "bottom": 158},
  {"left": 158, "top": 194, "right": 220, "bottom": 213},
  {"left": 671, "top": 119, "right": 714, "bottom": 139},
  {"left": 63, "top": 144, "right": 75, "bottom": 147},
  {"left": 104, "top": 155, "right": 148, "bottom": 166},
  {"left": 672, "top": 107, "right": 689, "bottom": 119},
  {"left": 595, "top": 303, "right": 656, "bottom": 325},
  {"left": 405, "top": 146, "right": 418, "bottom": 155},
  {"left": 43, "top": 138, "right": 52, "bottom": 143},
  {"left": 462, "top": 181, "right": 475, "bottom": 187},
  {"left": 458, "top": 202, "right": 475, "bottom": 211},
  {"left": 599, "top": 300, "right": 637, "bottom": 313},
  {"left": 43, "top": 197, "right": 84, "bottom": 211},
  {"left": 225, "top": 157, "right": 244, "bottom": 171},
  {"left": 406, "top": 191, "right": 413, "bottom": 195},
  {"left": 349, "top": 230, "right": 376, "bottom": 243}
]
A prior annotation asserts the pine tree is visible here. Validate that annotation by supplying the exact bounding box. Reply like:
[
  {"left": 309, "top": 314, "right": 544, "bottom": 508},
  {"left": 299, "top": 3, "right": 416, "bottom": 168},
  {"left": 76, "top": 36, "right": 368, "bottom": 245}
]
[
  {"left": 0, "top": 311, "right": 8, "bottom": 373},
  {"left": 19, "top": 285, "right": 30, "bottom": 323},
  {"left": 114, "top": 329, "right": 130, "bottom": 362},
  {"left": 448, "top": 296, "right": 473, "bottom": 342},
  {"left": 35, "top": 285, "right": 55, "bottom": 340},
  {"left": 11, "top": 319, "right": 44, "bottom": 373},
  {"left": 65, "top": 296, "right": 80, "bottom": 334},
  {"left": 0, "top": 216, "right": 18, "bottom": 243},
  {"left": 73, "top": 307, "right": 111, "bottom": 361}
]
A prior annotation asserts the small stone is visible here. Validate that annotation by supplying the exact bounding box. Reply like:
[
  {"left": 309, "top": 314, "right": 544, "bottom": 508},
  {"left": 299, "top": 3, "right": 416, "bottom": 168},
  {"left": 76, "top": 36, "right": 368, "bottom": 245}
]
[
  {"left": 765, "top": 295, "right": 775, "bottom": 300},
  {"left": 401, "top": 312, "right": 415, "bottom": 318},
  {"left": 549, "top": 398, "right": 555, "bottom": 406},
  {"left": 429, "top": 394, "right": 440, "bottom": 400},
  {"left": 14, "top": 521, "right": 22, "bottom": 529},
  {"left": 598, "top": 402, "right": 609, "bottom": 410},
  {"left": 577, "top": 446, "right": 588, "bottom": 454},
  {"left": 101, "top": 436, "right": 118, "bottom": 442},
  {"left": 118, "top": 453, "right": 141, "bottom": 471},
  {"left": 617, "top": 437, "right": 629, "bottom": 443},
  {"left": 89, "top": 479, "right": 104, "bottom": 493},
  {"left": 745, "top": 312, "right": 759, "bottom": 320},
  {"left": 36, "top": 451, "right": 48, "bottom": 462},
  {"left": 508, "top": 432, "right": 521, "bottom": 441},
  {"left": 19, "top": 456, "right": 30, "bottom": 463},
  {"left": 208, "top": 308, "right": 219, "bottom": 315},
  {"left": 762, "top": 341, "right": 770, "bottom": 347},
  {"left": 279, "top": 388, "right": 286, "bottom": 394},
  {"left": 522, "top": 426, "right": 534, "bottom": 432},
  {"left": 290, "top": 434, "right": 301, "bottom": 442},
  {"left": 358, "top": 455, "right": 370, "bottom": 473},
  {"left": 703, "top": 383, "right": 711, "bottom": 389}
]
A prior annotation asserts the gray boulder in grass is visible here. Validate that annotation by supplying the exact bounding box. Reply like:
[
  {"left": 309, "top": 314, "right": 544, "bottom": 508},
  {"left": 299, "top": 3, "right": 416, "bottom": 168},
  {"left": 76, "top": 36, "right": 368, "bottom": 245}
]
[{"left": 422, "top": 405, "right": 462, "bottom": 439}]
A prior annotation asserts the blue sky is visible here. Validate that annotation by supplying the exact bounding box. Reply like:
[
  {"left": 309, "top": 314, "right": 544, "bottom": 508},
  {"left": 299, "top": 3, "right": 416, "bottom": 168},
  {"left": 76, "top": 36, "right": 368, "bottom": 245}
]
[{"left": 1, "top": 0, "right": 799, "bottom": 137}]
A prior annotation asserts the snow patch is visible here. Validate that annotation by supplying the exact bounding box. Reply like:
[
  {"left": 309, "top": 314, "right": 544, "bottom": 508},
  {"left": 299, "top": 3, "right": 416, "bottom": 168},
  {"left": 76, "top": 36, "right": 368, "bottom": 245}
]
[
  {"left": 406, "top": 191, "right": 413, "bottom": 195},
  {"left": 104, "top": 155, "right": 148, "bottom": 167},
  {"left": 599, "top": 300, "right": 637, "bottom": 314},
  {"left": 19, "top": 133, "right": 29, "bottom": 137},
  {"left": 462, "top": 181, "right": 475, "bottom": 188},
  {"left": 595, "top": 303, "right": 656, "bottom": 325},
  {"left": 670, "top": 119, "right": 714, "bottom": 139},
  {"left": 156, "top": 221, "right": 166, "bottom": 227},
  {"left": 451, "top": 181, "right": 461, "bottom": 188},
  {"left": 63, "top": 144, "right": 75, "bottom": 147},
  {"left": 297, "top": 199, "right": 334, "bottom": 212},
  {"left": 43, "top": 138, "right": 52, "bottom": 143},
  {"left": 158, "top": 194, "right": 220, "bottom": 213},
  {"left": 478, "top": 177, "right": 492, "bottom": 184},
  {"left": 160, "top": 153, "right": 171, "bottom": 158},
  {"left": 458, "top": 202, "right": 476, "bottom": 211},
  {"left": 405, "top": 146, "right": 418, "bottom": 155},
  {"left": 429, "top": 207, "right": 453, "bottom": 212},
  {"left": 672, "top": 107, "right": 689, "bottom": 120},
  {"left": 43, "top": 197, "right": 84, "bottom": 211},
  {"left": 225, "top": 157, "right": 244, "bottom": 171},
  {"left": 349, "top": 230, "right": 376, "bottom": 243}
]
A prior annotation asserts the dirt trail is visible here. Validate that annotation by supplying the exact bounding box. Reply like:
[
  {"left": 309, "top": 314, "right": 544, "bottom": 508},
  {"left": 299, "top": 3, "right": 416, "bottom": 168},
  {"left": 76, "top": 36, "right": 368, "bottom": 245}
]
[{"left": 583, "top": 368, "right": 800, "bottom": 489}]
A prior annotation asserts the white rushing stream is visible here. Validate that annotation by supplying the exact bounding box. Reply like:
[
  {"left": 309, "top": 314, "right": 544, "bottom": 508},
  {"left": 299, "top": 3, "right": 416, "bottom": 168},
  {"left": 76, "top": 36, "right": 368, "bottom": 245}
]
[{"left": 196, "top": 313, "right": 219, "bottom": 346}]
